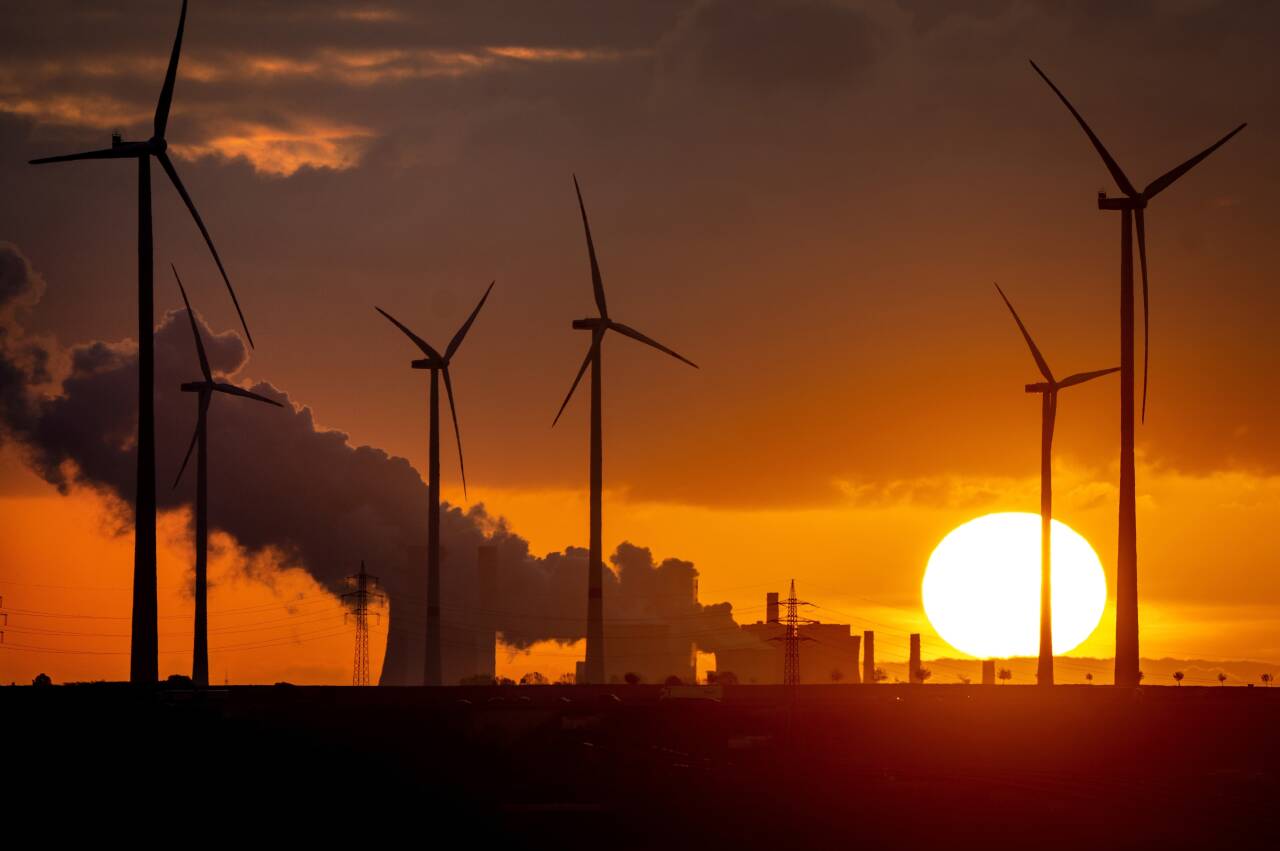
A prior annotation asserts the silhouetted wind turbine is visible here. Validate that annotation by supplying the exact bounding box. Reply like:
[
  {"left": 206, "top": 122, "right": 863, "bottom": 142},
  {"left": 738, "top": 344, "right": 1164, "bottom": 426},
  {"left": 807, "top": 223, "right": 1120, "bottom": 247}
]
[
  {"left": 376, "top": 282, "right": 493, "bottom": 687},
  {"left": 995, "top": 283, "right": 1117, "bottom": 687},
  {"left": 172, "top": 267, "right": 280, "bottom": 689},
  {"left": 29, "top": 0, "right": 252, "bottom": 684},
  {"left": 553, "top": 177, "right": 698, "bottom": 685},
  {"left": 1030, "top": 60, "right": 1245, "bottom": 687}
]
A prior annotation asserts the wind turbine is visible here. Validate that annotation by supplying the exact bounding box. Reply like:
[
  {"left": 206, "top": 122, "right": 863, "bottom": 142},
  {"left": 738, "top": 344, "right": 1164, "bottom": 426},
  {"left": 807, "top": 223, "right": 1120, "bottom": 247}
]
[
  {"left": 172, "top": 267, "right": 280, "bottom": 689},
  {"left": 553, "top": 176, "right": 698, "bottom": 685},
  {"left": 1029, "top": 61, "right": 1245, "bottom": 687},
  {"left": 376, "top": 282, "right": 494, "bottom": 687},
  {"left": 29, "top": 0, "right": 253, "bottom": 684},
  {"left": 994, "top": 283, "right": 1117, "bottom": 687}
]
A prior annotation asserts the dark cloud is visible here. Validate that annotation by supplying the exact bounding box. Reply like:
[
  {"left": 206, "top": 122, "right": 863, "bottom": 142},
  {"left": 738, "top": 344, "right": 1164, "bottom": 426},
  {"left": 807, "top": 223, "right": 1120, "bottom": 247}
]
[
  {"left": 658, "top": 0, "right": 879, "bottom": 95},
  {"left": 0, "top": 241, "right": 45, "bottom": 312},
  {"left": 0, "top": 1, "right": 1275, "bottom": 511},
  {"left": 0, "top": 246, "right": 745, "bottom": 679}
]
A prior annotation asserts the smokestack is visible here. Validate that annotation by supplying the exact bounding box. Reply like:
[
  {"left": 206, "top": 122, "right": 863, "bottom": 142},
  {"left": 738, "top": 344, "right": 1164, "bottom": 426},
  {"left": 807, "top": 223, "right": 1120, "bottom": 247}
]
[
  {"left": 849, "top": 634, "right": 862, "bottom": 684},
  {"left": 982, "top": 659, "right": 996, "bottom": 686},
  {"left": 909, "top": 633, "right": 921, "bottom": 684},
  {"left": 766, "top": 592, "right": 779, "bottom": 624},
  {"left": 863, "top": 630, "right": 875, "bottom": 684}
]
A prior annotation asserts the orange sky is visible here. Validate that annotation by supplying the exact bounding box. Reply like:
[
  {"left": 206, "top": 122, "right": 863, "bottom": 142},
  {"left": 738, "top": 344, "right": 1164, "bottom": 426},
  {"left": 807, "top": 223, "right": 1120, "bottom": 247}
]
[{"left": 2, "top": 1, "right": 1279, "bottom": 683}]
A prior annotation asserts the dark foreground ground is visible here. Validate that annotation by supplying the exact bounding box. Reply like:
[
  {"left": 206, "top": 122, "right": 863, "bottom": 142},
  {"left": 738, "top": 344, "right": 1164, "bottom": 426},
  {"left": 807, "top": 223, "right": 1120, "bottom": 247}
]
[{"left": 5, "top": 683, "right": 1277, "bottom": 848}]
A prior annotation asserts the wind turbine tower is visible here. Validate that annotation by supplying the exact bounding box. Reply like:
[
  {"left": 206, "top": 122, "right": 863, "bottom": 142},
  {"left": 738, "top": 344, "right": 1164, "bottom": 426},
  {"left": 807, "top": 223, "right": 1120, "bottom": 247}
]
[{"left": 553, "top": 177, "right": 698, "bottom": 684}]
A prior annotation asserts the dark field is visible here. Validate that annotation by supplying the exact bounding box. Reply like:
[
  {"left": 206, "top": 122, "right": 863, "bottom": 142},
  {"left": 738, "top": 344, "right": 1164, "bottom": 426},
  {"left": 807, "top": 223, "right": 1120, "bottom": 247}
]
[{"left": 6, "top": 683, "right": 1277, "bottom": 848}]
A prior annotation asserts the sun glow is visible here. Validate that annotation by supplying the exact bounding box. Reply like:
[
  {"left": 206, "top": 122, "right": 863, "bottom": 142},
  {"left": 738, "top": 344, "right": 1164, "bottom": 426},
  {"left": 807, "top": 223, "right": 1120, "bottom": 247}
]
[{"left": 922, "top": 512, "right": 1107, "bottom": 659}]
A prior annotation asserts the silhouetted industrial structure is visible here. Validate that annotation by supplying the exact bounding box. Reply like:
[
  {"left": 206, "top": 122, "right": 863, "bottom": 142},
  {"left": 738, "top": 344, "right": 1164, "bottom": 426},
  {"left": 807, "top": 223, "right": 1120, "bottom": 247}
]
[
  {"left": 994, "top": 283, "right": 1116, "bottom": 686},
  {"left": 343, "top": 561, "right": 385, "bottom": 687},
  {"left": 553, "top": 177, "right": 698, "bottom": 684},
  {"left": 909, "top": 634, "right": 921, "bottom": 684},
  {"left": 714, "top": 588, "right": 862, "bottom": 685},
  {"left": 1030, "top": 60, "right": 1246, "bottom": 688},
  {"left": 863, "top": 630, "right": 875, "bottom": 684},
  {"left": 28, "top": 0, "right": 252, "bottom": 684},
  {"left": 376, "top": 283, "right": 494, "bottom": 686},
  {"left": 982, "top": 659, "right": 997, "bottom": 686},
  {"left": 172, "top": 269, "right": 281, "bottom": 688}
]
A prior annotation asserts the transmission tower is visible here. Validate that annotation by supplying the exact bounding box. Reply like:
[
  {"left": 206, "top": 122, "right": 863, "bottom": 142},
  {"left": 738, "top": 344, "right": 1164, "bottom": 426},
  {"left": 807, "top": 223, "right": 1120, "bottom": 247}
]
[
  {"left": 342, "top": 561, "right": 385, "bottom": 686},
  {"left": 771, "top": 579, "right": 815, "bottom": 686}
]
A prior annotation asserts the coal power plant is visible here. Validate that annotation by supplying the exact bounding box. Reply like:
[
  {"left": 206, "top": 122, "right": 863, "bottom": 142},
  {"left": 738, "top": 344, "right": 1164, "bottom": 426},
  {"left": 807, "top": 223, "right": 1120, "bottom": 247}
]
[{"left": 377, "top": 540, "right": 751, "bottom": 686}]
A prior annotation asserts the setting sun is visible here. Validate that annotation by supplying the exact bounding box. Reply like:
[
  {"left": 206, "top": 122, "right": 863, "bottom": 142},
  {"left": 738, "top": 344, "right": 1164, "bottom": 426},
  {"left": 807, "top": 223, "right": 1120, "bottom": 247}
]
[{"left": 922, "top": 512, "right": 1107, "bottom": 659}]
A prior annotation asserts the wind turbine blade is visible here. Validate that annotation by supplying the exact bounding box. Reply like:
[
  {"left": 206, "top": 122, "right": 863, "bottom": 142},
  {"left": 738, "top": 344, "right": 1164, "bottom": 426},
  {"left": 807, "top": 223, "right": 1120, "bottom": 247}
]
[
  {"left": 993, "top": 283, "right": 1054, "bottom": 383},
  {"left": 29, "top": 147, "right": 133, "bottom": 165},
  {"left": 212, "top": 382, "right": 283, "bottom": 407},
  {"left": 172, "top": 264, "right": 211, "bottom": 382},
  {"left": 608, "top": 322, "right": 699, "bottom": 369},
  {"left": 552, "top": 334, "right": 599, "bottom": 427},
  {"left": 154, "top": 0, "right": 189, "bottom": 138},
  {"left": 441, "top": 367, "right": 467, "bottom": 501},
  {"left": 1058, "top": 367, "right": 1120, "bottom": 388},
  {"left": 573, "top": 175, "right": 608, "bottom": 319},
  {"left": 172, "top": 391, "right": 209, "bottom": 489},
  {"left": 445, "top": 281, "right": 494, "bottom": 360},
  {"left": 1142, "top": 123, "right": 1246, "bottom": 200},
  {"left": 1135, "top": 209, "right": 1150, "bottom": 423},
  {"left": 374, "top": 307, "right": 442, "bottom": 360},
  {"left": 157, "top": 150, "right": 254, "bottom": 348},
  {"left": 1029, "top": 60, "right": 1138, "bottom": 197}
]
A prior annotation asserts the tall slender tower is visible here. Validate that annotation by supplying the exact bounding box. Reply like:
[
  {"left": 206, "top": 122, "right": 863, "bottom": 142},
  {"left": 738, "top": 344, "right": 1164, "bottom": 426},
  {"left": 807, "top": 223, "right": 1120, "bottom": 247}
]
[
  {"left": 773, "top": 580, "right": 813, "bottom": 686},
  {"left": 343, "top": 561, "right": 384, "bottom": 687},
  {"left": 909, "top": 633, "right": 922, "bottom": 684},
  {"left": 862, "top": 630, "right": 875, "bottom": 685}
]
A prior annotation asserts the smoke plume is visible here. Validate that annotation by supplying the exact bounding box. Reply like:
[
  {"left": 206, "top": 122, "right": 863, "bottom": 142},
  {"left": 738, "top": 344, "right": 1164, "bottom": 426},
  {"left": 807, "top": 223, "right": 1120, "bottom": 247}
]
[{"left": 0, "top": 243, "right": 746, "bottom": 681}]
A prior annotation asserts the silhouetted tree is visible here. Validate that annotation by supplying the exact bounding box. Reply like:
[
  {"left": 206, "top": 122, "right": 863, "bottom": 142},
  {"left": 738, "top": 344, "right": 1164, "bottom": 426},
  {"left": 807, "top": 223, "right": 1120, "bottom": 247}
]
[
  {"left": 32, "top": 673, "right": 51, "bottom": 687},
  {"left": 663, "top": 675, "right": 684, "bottom": 687},
  {"left": 1263, "top": 673, "right": 1274, "bottom": 687},
  {"left": 831, "top": 669, "right": 844, "bottom": 683},
  {"left": 957, "top": 675, "right": 971, "bottom": 685},
  {"left": 519, "top": 672, "right": 548, "bottom": 685},
  {"left": 1173, "top": 671, "right": 1184, "bottom": 686},
  {"left": 873, "top": 667, "right": 888, "bottom": 683},
  {"left": 624, "top": 672, "right": 642, "bottom": 685},
  {"left": 556, "top": 672, "right": 575, "bottom": 685},
  {"left": 998, "top": 667, "right": 1012, "bottom": 684},
  {"left": 915, "top": 667, "right": 932, "bottom": 684},
  {"left": 1217, "top": 672, "right": 1227, "bottom": 686},
  {"left": 1137, "top": 670, "right": 1145, "bottom": 683},
  {"left": 496, "top": 676, "right": 516, "bottom": 686},
  {"left": 1085, "top": 673, "right": 1094, "bottom": 685}
]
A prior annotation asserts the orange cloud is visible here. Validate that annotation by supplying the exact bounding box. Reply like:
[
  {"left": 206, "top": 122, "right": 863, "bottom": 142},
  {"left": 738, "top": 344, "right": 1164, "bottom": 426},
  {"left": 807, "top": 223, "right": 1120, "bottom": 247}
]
[
  {"left": 172, "top": 119, "right": 377, "bottom": 177},
  {"left": 0, "top": 93, "right": 147, "bottom": 128}
]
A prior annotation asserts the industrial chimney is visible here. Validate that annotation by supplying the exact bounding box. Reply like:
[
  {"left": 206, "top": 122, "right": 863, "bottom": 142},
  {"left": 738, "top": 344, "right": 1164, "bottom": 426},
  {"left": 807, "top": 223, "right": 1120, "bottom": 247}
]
[
  {"left": 766, "top": 592, "right": 779, "bottom": 625},
  {"left": 909, "top": 633, "right": 921, "bottom": 684},
  {"left": 982, "top": 659, "right": 996, "bottom": 686},
  {"left": 863, "top": 630, "right": 875, "bottom": 684}
]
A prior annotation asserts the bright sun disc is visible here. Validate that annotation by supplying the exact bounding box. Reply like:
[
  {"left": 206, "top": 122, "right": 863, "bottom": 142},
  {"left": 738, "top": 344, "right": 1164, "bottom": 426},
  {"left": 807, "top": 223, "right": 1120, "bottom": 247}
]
[{"left": 922, "top": 512, "right": 1107, "bottom": 658}]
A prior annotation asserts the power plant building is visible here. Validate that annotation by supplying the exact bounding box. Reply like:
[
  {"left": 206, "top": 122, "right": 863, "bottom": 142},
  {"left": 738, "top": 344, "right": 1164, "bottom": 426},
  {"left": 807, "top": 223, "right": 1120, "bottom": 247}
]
[{"left": 713, "top": 592, "right": 863, "bottom": 684}]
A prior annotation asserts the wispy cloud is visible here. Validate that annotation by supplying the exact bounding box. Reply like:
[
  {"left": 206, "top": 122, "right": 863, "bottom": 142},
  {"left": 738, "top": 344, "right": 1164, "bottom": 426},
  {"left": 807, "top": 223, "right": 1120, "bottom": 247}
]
[{"left": 172, "top": 119, "right": 378, "bottom": 177}]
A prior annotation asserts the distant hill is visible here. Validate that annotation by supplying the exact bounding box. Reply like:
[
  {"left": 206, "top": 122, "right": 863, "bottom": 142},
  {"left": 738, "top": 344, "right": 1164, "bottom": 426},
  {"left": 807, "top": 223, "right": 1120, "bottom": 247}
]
[{"left": 879, "top": 656, "right": 1278, "bottom": 687}]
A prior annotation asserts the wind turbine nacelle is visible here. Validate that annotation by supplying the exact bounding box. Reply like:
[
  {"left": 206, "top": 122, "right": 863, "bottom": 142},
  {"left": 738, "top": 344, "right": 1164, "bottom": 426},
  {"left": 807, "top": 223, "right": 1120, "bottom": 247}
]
[
  {"left": 411, "top": 358, "right": 444, "bottom": 370},
  {"left": 1097, "top": 193, "right": 1145, "bottom": 211},
  {"left": 180, "top": 381, "right": 210, "bottom": 393},
  {"left": 572, "top": 318, "right": 607, "bottom": 330},
  {"left": 1025, "top": 382, "right": 1053, "bottom": 394}
]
